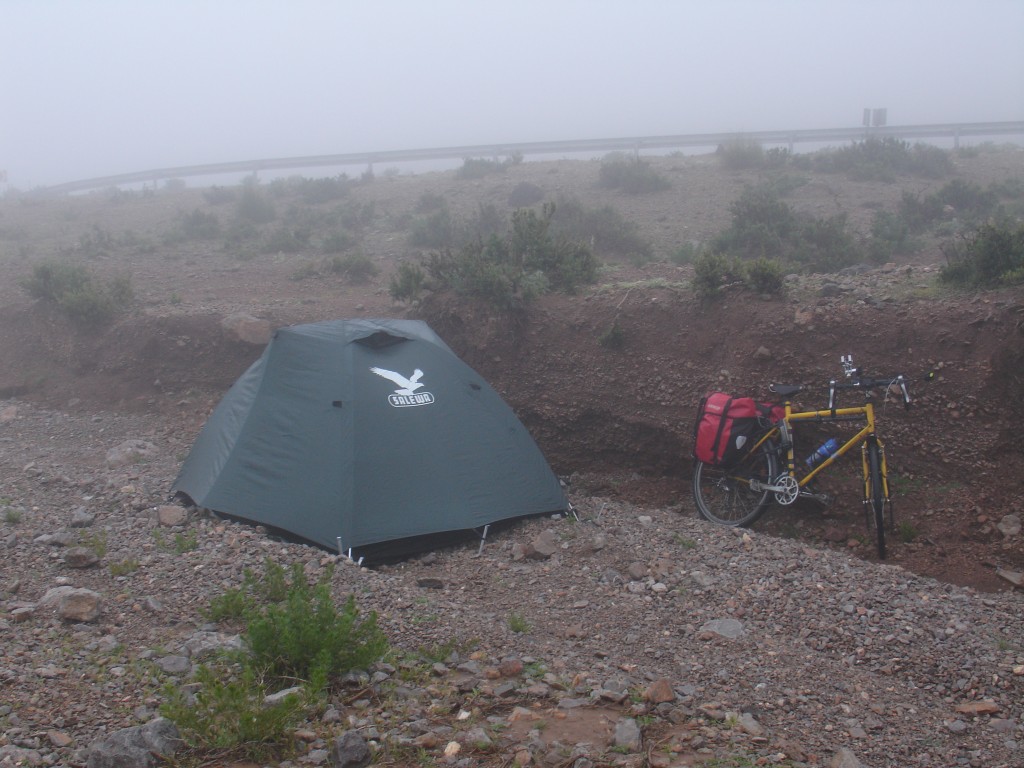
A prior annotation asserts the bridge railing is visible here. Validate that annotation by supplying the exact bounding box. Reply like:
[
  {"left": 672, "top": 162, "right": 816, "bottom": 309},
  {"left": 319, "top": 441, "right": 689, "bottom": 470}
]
[{"left": 40, "top": 120, "right": 1024, "bottom": 195}]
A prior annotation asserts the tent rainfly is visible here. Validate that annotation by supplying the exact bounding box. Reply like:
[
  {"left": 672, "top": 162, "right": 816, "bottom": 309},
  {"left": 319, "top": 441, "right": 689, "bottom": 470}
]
[{"left": 172, "top": 318, "right": 567, "bottom": 561}]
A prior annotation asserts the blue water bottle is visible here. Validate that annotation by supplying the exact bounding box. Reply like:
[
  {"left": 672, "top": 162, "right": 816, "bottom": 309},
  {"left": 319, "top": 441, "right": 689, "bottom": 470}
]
[{"left": 806, "top": 438, "right": 839, "bottom": 468}]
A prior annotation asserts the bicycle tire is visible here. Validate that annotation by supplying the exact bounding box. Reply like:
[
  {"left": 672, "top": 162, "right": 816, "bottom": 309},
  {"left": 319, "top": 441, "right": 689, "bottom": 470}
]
[
  {"left": 867, "top": 442, "right": 886, "bottom": 559},
  {"left": 693, "top": 444, "right": 777, "bottom": 527}
]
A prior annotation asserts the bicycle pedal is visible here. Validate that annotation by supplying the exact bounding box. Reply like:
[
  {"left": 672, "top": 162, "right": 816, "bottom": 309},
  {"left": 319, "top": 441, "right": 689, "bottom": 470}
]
[{"left": 802, "top": 489, "right": 832, "bottom": 505}]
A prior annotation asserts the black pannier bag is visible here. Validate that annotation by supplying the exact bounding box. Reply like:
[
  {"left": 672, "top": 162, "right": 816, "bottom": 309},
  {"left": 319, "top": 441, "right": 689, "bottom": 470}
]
[{"left": 693, "top": 393, "right": 782, "bottom": 467}]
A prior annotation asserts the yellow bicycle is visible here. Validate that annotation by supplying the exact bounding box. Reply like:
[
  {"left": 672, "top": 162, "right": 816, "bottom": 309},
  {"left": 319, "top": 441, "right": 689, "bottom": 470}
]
[{"left": 692, "top": 356, "right": 914, "bottom": 559}]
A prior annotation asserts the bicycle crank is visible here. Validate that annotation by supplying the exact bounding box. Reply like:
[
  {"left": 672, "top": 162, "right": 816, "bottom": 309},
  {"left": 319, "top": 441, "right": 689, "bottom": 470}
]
[
  {"left": 772, "top": 475, "right": 800, "bottom": 505},
  {"left": 749, "top": 476, "right": 800, "bottom": 505}
]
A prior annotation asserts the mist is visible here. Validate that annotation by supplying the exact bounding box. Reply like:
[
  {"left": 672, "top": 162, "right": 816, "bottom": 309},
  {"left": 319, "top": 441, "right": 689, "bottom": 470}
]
[{"left": 4, "top": 0, "right": 1023, "bottom": 188}]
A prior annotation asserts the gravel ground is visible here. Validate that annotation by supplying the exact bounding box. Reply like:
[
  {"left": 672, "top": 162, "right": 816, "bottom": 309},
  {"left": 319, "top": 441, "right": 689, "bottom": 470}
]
[{"left": 1, "top": 398, "right": 1022, "bottom": 768}]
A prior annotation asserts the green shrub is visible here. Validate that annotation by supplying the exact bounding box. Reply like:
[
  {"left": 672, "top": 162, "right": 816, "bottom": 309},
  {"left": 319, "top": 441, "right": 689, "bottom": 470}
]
[
  {"left": 21, "top": 261, "right": 133, "bottom": 324},
  {"left": 326, "top": 253, "right": 378, "bottom": 283},
  {"left": 692, "top": 251, "right": 743, "bottom": 299},
  {"left": 419, "top": 203, "right": 597, "bottom": 311},
  {"left": 410, "top": 207, "right": 458, "bottom": 248},
  {"left": 791, "top": 213, "right": 863, "bottom": 272},
  {"left": 415, "top": 191, "right": 446, "bottom": 213},
  {"left": 939, "top": 221, "right": 1024, "bottom": 288},
  {"left": 511, "top": 206, "right": 598, "bottom": 292},
  {"left": 457, "top": 157, "right": 508, "bottom": 179},
  {"left": 169, "top": 208, "right": 221, "bottom": 241},
  {"left": 389, "top": 261, "right": 426, "bottom": 303},
  {"left": 203, "top": 186, "right": 237, "bottom": 205},
  {"left": 236, "top": 180, "right": 276, "bottom": 223},
  {"left": 550, "top": 196, "right": 653, "bottom": 263},
  {"left": 76, "top": 225, "right": 116, "bottom": 257},
  {"left": 465, "top": 203, "right": 506, "bottom": 242},
  {"left": 932, "top": 178, "right": 998, "bottom": 220},
  {"left": 670, "top": 241, "right": 700, "bottom": 265},
  {"left": 262, "top": 226, "right": 310, "bottom": 254},
  {"left": 598, "top": 153, "right": 670, "bottom": 193},
  {"left": 714, "top": 184, "right": 863, "bottom": 272},
  {"left": 320, "top": 229, "right": 356, "bottom": 254},
  {"left": 508, "top": 181, "right": 545, "bottom": 207},
  {"left": 716, "top": 137, "right": 765, "bottom": 170},
  {"left": 811, "top": 137, "right": 952, "bottom": 181},
  {"left": 744, "top": 258, "right": 785, "bottom": 295},
  {"left": 160, "top": 663, "right": 305, "bottom": 760},
  {"left": 245, "top": 563, "right": 388, "bottom": 684},
  {"left": 716, "top": 185, "right": 797, "bottom": 258},
  {"left": 868, "top": 209, "right": 913, "bottom": 263},
  {"left": 295, "top": 175, "right": 354, "bottom": 204}
]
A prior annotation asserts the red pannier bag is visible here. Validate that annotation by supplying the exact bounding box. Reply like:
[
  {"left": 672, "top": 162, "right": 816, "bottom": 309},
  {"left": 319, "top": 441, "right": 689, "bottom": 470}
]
[{"left": 692, "top": 393, "right": 783, "bottom": 467}]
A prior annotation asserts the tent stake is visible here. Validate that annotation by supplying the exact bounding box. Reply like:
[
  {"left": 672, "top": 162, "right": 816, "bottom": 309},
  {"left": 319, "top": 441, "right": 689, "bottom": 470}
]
[
  {"left": 477, "top": 524, "right": 490, "bottom": 556},
  {"left": 336, "top": 537, "right": 343, "bottom": 556}
]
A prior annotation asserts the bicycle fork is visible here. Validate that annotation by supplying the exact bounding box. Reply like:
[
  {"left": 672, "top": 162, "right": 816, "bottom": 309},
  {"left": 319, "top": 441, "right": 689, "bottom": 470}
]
[{"left": 861, "top": 437, "right": 894, "bottom": 530}]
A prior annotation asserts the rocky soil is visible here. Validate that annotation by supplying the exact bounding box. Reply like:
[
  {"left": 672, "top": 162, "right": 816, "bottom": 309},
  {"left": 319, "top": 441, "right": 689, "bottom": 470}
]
[
  {"left": 1, "top": 398, "right": 1023, "bottom": 768},
  {"left": 1, "top": 146, "right": 1024, "bottom": 767}
]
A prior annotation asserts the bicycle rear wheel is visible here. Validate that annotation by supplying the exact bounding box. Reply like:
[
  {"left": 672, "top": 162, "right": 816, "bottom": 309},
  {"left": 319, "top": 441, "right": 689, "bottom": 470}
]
[
  {"left": 867, "top": 443, "right": 886, "bottom": 559},
  {"left": 693, "top": 445, "right": 777, "bottom": 527}
]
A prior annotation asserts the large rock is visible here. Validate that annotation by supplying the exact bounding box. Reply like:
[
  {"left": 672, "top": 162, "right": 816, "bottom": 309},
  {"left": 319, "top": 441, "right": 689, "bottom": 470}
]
[
  {"left": 329, "top": 730, "right": 371, "bottom": 768},
  {"left": 221, "top": 312, "right": 272, "bottom": 345},
  {"left": 105, "top": 440, "right": 157, "bottom": 468},
  {"left": 85, "top": 718, "right": 183, "bottom": 768}
]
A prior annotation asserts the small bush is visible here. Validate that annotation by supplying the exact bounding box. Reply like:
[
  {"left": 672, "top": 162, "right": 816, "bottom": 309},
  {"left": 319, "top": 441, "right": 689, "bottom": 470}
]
[
  {"left": 716, "top": 185, "right": 797, "bottom": 258},
  {"left": 465, "top": 203, "right": 506, "bottom": 243},
  {"left": 409, "top": 207, "right": 458, "bottom": 249},
  {"left": 21, "top": 261, "right": 133, "bottom": 324},
  {"left": 320, "top": 229, "right": 356, "bottom": 254},
  {"left": 245, "top": 563, "right": 388, "bottom": 684},
  {"left": 670, "top": 241, "right": 700, "bottom": 265},
  {"left": 550, "top": 196, "right": 653, "bottom": 263},
  {"left": 507, "top": 611, "right": 531, "bottom": 633},
  {"left": 326, "top": 253, "right": 378, "bottom": 283},
  {"left": 160, "top": 663, "right": 304, "bottom": 759},
  {"left": 598, "top": 153, "right": 670, "bottom": 193},
  {"left": 716, "top": 137, "right": 765, "bottom": 170},
  {"left": 744, "top": 258, "right": 785, "bottom": 295},
  {"left": 236, "top": 180, "right": 276, "bottom": 223},
  {"left": 203, "top": 186, "right": 237, "bottom": 205},
  {"left": 508, "top": 181, "right": 545, "bottom": 207},
  {"left": 417, "top": 203, "right": 597, "bottom": 311},
  {"left": 389, "top": 261, "right": 427, "bottom": 304},
  {"left": 811, "top": 137, "right": 952, "bottom": 181},
  {"left": 692, "top": 251, "right": 743, "bottom": 299},
  {"left": 457, "top": 157, "right": 509, "bottom": 179},
  {"left": 939, "top": 221, "right": 1024, "bottom": 288},
  {"left": 169, "top": 208, "right": 221, "bottom": 241},
  {"left": 262, "top": 226, "right": 310, "bottom": 254},
  {"left": 415, "top": 191, "right": 446, "bottom": 213},
  {"left": 295, "top": 175, "right": 354, "bottom": 204}
]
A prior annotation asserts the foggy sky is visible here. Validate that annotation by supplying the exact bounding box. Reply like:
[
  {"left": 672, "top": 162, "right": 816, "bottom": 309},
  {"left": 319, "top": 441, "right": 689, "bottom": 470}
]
[{"left": 4, "top": 0, "right": 1023, "bottom": 188}]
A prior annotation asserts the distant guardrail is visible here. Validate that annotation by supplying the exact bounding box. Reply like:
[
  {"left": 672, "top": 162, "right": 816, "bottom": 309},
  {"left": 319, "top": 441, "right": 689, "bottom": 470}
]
[{"left": 41, "top": 120, "right": 1024, "bottom": 195}]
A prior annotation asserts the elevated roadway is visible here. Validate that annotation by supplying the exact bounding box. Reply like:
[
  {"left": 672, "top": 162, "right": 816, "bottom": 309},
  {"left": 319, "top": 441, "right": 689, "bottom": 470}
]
[{"left": 42, "top": 120, "right": 1024, "bottom": 195}]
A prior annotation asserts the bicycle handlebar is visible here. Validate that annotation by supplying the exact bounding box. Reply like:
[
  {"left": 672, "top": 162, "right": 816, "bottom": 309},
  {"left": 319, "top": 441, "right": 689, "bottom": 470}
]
[
  {"left": 769, "top": 373, "right": 919, "bottom": 410},
  {"left": 829, "top": 374, "right": 911, "bottom": 410}
]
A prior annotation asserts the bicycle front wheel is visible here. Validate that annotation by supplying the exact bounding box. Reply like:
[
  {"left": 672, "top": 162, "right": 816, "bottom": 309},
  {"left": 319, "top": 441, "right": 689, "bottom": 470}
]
[
  {"left": 867, "top": 443, "right": 886, "bottom": 559},
  {"left": 693, "top": 445, "right": 778, "bottom": 527}
]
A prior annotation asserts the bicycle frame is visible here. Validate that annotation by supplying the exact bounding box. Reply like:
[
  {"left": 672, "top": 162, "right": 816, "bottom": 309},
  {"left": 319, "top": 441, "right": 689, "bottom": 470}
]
[{"left": 747, "top": 398, "right": 890, "bottom": 505}]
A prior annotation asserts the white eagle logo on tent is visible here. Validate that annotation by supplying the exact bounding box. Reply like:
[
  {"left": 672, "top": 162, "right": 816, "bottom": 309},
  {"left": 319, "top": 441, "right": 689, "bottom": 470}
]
[{"left": 370, "top": 367, "right": 424, "bottom": 396}]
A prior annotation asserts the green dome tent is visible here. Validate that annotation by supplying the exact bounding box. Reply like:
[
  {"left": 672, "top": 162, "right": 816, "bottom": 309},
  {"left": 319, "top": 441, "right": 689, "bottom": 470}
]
[{"left": 172, "top": 319, "right": 567, "bottom": 561}]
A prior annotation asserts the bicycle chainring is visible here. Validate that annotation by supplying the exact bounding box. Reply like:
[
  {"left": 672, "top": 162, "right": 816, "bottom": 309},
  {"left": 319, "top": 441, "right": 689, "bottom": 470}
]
[{"left": 773, "top": 475, "right": 800, "bottom": 506}]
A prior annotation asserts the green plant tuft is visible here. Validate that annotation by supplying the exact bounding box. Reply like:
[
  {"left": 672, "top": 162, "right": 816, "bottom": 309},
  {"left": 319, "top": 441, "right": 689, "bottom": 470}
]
[
  {"left": 21, "top": 261, "right": 134, "bottom": 325},
  {"left": 244, "top": 563, "right": 388, "bottom": 686},
  {"left": 598, "top": 153, "right": 670, "bottom": 193}
]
